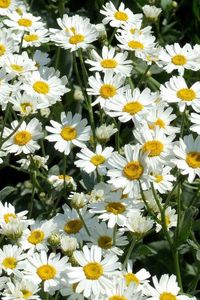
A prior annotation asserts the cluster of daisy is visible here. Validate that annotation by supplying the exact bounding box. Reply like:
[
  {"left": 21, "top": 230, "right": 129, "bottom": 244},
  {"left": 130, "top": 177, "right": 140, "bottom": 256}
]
[{"left": 0, "top": 0, "right": 199, "bottom": 299}]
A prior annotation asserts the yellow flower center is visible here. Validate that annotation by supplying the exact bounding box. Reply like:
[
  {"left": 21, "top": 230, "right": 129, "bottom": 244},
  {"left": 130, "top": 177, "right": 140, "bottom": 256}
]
[
  {"left": 124, "top": 273, "right": 140, "bottom": 286},
  {"left": 16, "top": 7, "right": 23, "bottom": 15},
  {"left": 69, "top": 34, "right": 85, "bottom": 44},
  {"left": 58, "top": 174, "right": 72, "bottom": 180},
  {"left": 98, "top": 235, "right": 113, "bottom": 249},
  {"left": 64, "top": 219, "right": 83, "bottom": 234},
  {"left": 106, "top": 202, "right": 126, "bottom": 215},
  {"left": 37, "top": 264, "right": 56, "bottom": 280},
  {"left": 155, "top": 118, "right": 165, "bottom": 128},
  {"left": 130, "top": 28, "right": 136, "bottom": 34},
  {"left": 18, "top": 18, "right": 32, "bottom": 27},
  {"left": 3, "top": 213, "right": 16, "bottom": 223},
  {"left": 128, "top": 40, "right": 144, "bottom": 49},
  {"left": 100, "top": 59, "right": 118, "bottom": 69},
  {"left": 28, "top": 230, "right": 45, "bottom": 245},
  {"left": 0, "top": 44, "right": 6, "bottom": 56},
  {"left": 83, "top": 262, "right": 103, "bottom": 280},
  {"left": 186, "top": 152, "right": 200, "bottom": 168},
  {"left": 0, "top": 0, "right": 10, "bottom": 8},
  {"left": 90, "top": 154, "right": 106, "bottom": 166},
  {"left": 123, "top": 161, "right": 143, "bottom": 180},
  {"left": 160, "top": 292, "right": 177, "bottom": 300},
  {"left": 114, "top": 11, "right": 128, "bottom": 21},
  {"left": 21, "top": 290, "right": 32, "bottom": 299},
  {"left": 171, "top": 55, "right": 187, "bottom": 65},
  {"left": 155, "top": 175, "right": 163, "bottom": 183},
  {"left": 177, "top": 88, "right": 196, "bottom": 102},
  {"left": 60, "top": 126, "right": 77, "bottom": 141},
  {"left": 33, "top": 81, "right": 49, "bottom": 94},
  {"left": 142, "top": 140, "right": 164, "bottom": 157},
  {"left": 109, "top": 296, "right": 127, "bottom": 300},
  {"left": 20, "top": 102, "right": 33, "bottom": 114},
  {"left": 14, "top": 130, "right": 32, "bottom": 146},
  {"left": 11, "top": 64, "right": 24, "bottom": 72},
  {"left": 2, "top": 257, "right": 17, "bottom": 269},
  {"left": 24, "top": 34, "right": 39, "bottom": 42},
  {"left": 99, "top": 84, "right": 116, "bottom": 99},
  {"left": 123, "top": 101, "right": 144, "bottom": 115}
]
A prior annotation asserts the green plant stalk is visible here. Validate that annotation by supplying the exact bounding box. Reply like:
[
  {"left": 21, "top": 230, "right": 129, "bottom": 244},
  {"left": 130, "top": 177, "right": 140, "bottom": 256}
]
[
  {"left": 113, "top": 118, "right": 120, "bottom": 152},
  {"left": 113, "top": 224, "right": 117, "bottom": 246},
  {"left": 77, "top": 209, "right": 91, "bottom": 237},
  {"left": 122, "top": 237, "right": 137, "bottom": 269},
  {"left": 136, "top": 65, "right": 151, "bottom": 88},
  {"left": 63, "top": 153, "right": 67, "bottom": 191},
  {"left": 0, "top": 103, "right": 12, "bottom": 142}
]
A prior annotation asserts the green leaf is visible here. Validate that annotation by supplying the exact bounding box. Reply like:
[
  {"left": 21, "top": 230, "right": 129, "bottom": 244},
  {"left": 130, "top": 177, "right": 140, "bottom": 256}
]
[
  {"left": 161, "top": 0, "right": 172, "bottom": 10},
  {"left": 0, "top": 186, "right": 16, "bottom": 201},
  {"left": 177, "top": 207, "right": 196, "bottom": 246}
]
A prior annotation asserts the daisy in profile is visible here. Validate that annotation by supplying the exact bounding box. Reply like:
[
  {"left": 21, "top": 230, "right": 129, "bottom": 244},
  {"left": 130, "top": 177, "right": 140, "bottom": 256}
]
[
  {"left": 124, "top": 211, "right": 154, "bottom": 237},
  {"left": 173, "top": 134, "right": 200, "bottom": 183},
  {"left": 2, "top": 279, "right": 40, "bottom": 300},
  {"left": 67, "top": 245, "right": 120, "bottom": 298},
  {"left": 85, "top": 46, "right": 133, "bottom": 76},
  {"left": 156, "top": 206, "right": 177, "bottom": 232},
  {"left": 142, "top": 5, "right": 162, "bottom": 21},
  {"left": 100, "top": 1, "right": 142, "bottom": 28},
  {"left": 22, "top": 29, "right": 49, "bottom": 48},
  {"left": 45, "top": 111, "right": 91, "bottom": 155},
  {"left": 75, "top": 144, "right": 114, "bottom": 175},
  {"left": 48, "top": 174, "right": 76, "bottom": 191},
  {"left": 150, "top": 166, "right": 176, "bottom": 194},
  {"left": 159, "top": 43, "right": 198, "bottom": 76},
  {"left": 160, "top": 76, "right": 200, "bottom": 113},
  {"left": 2, "top": 118, "right": 43, "bottom": 155},
  {"left": 190, "top": 112, "right": 200, "bottom": 133},
  {"left": 24, "top": 251, "right": 69, "bottom": 295},
  {"left": 4, "top": 12, "right": 44, "bottom": 32},
  {"left": 87, "top": 72, "right": 126, "bottom": 108},
  {"left": 105, "top": 87, "right": 156, "bottom": 124}
]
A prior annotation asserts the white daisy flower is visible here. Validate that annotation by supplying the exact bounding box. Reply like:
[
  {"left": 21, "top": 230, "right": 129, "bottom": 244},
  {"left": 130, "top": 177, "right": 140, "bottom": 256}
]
[
  {"left": 95, "top": 123, "right": 118, "bottom": 143},
  {"left": 17, "top": 155, "right": 49, "bottom": 171},
  {"left": 85, "top": 46, "right": 133, "bottom": 76},
  {"left": 150, "top": 166, "right": 176, "bottom": 194},
  {"left": 33, "top": 50, "right": 50, "bottom": 70},
  {"left": 87, "top": 72, "right": 126, "bottom": 108},
  {"left": 2, "top": 279, "right": 40, "bottom": 300},
  {"left": 60, "top": 278, "right": 84, "bottom": 300},
  {"left": 67, "top": 245, "right": 120, "bottom": 298},
  {"left": 0, "top": 28, "right": 18, "bottom": 65},
  {"left": 0, "top": 68, "right": 13, "bottom": 110},
  {"left": 2, "top": 118, "right": 43, "bottom": 155},
  {"left": 45, "top": 111, "right": 91, "bottom": 155},
  {"left": 0, "top": 0, "right": 17, "bottom": 16},
  {"left": 105, "top": 87, "right": 156, "bottom": 123},
  {"left": 75, "top": 144, "right": 114, "bottom": 175},
  {"left": 48, "top": 174, "right": 77, "bottom": 191},
  {"left": 156, "top": 206, "right": 177, "bottom": 232},
  {"left": 124, "top": 211, "right": 154, "bottom": 236},
  {"left": 24, "top": 251, "right": 69, "bottom": 295},
  {"left": 22, "top": 29, "right": 49, "bottom": 48},
  {"left": 0, "top": 218, "right": 32, "bottom": 239},
  {"left": 10, "top": 92, "right": 39, "bottom": 116},
  {"left": 0, "top": 201, "right": 28, "bottom": 226},
  {"left": 158, "top": 43, "right": 198, "bottom": 76},
  {"left": 190, "top": 112, "right": 200, "bottom": 133},
  {"left": 100, "top": 1, "right": 142, "bottom": 28},
  {"left": 142, "top": 5, "right": 162, "bottom": 21},
  {"left": 172, "top": 134, "right": 200, "bottom": 183},
  {"left": 4, "top": 12, "right": 45, "bottom": 32}
]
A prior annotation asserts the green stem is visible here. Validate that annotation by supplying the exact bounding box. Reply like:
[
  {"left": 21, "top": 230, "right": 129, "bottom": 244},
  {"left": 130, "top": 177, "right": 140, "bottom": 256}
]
[
  {"left": 108, "top": 28, "right": 117, "bottom": 45},
  {"left": 136, "top": 65, "right": 151, "bottom": 88},
  {"left": 113, "top": 224, "right": 117, "bottom": 246},
  {"left": 0, "top": 103, "right": 12, "bottom": 142},
  {"left": 123, "top": 237, "right": 137, "bottom": 269},
  {"left": 63, "top": 153, "right": 67, "bottom": 191},
  {"left": 180, "top": 109, "right": 186, "bottom": 138},
  {"left": 173, "top": 251, "right": 183, "bottom": 291},
  {"left": 77, "top": 209, "right": 91, "bottom": 236},
  {"left": 139, "top": 181, "right": 159, "bottom": 222},
  {"left": 58, "top": 0, "right": 65, "bottom": 17}
]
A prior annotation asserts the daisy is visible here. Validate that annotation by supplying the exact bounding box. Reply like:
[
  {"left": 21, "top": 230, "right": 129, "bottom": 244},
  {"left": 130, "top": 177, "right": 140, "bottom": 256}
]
[
  {"left": 144, "top": 274, "right": 189, "bottom": 300},
  {"left": 67, "top": 245, "right": 120, "bottom": 298},
  {"left": 0, "top": 68, "right": 13, "bottom": 110},
  {"left": 172, "top": 134, "right": 200, "bottom": 183},
  {"left": 75, "top": 144, "right": 114, "bottom": 175},
  {"left": 190, "top": 112, "right": 200, "bottom": 133},
  {"left": 0, "top": 28, "right": 18, "bottom": 65},
  {"left": 158, "top": 43, "right": 198, "bottom": 76},
  {"left": 24, "top": 251, "right": 69, "bottom": 295},
  {"left": 10, "top": 92, "right": 39, "bottom": 116},
  {"left": 95, "top": 123, "right": 118, "bottom": 143},
  {"left": 87, "top": 72, "right": 126, "bottom": 108},
  {"left": 4, "top": 12, "right": 45, "bottom": 32},
  {"left": 2, "top": 279, "right": 41, "bottom": 300},
  {"left": 0, "top": 218, "right": 31, "bottom": 239},
  {"left": 22, "top": 29, "right": 49, "bottom": 48},
  {"left": 2, "top": 118, "right": 43, "bottom": 155},
  {"left": 123, "top": 211, "right": 154, "bottom": 237},
  {"left": 48, "top": 174, "right": 77, "bottom": 191},
  {"left": 45, "top": 111, "right": 91, "bottom": 155},
  {"left": 33, "top": 50, "right": 50, "bottom": 70},
  {"left": 150, "top": 166, "right": 176, "bottom": 194},
  {"left": 105, "top": 87, "right": 156, "bottom": 123},
  {"left": 100, "top": 1, "right": 142, "bottom": 28},
  {"left": 17, "top": 155, "right": 49, "bottom": 171},
  {"left": 142, "top": 5, "right": 162, "bottom": 21},
  {"left": 0, "top": 201, "right": 28, "bottom": 226},
  {"left": 156, "top": 206, "right": 177, "bottom": 232},
  {"left": 0, "top": 0, "right": 17, "bottom": 16},
  {"left": 85, "top": 46, "right": 133, "bottom": 76},
  {"left": 60, "top": 278, "right": 84, "bottom": 300}
]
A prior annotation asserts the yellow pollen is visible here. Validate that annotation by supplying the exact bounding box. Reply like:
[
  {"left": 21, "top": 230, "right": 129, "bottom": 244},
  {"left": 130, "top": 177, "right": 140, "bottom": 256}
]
[
  {"left": 160, "top": 292, "right": 177, "bottom": 300},
  {"left": 60, "top": 126, "right": 77, "bottom": 141},
  {"left": 11, "top": 64, "right": 24, "bottom": 72},
  {"left": 0, "top": 0, "right": 10, "bottom": 8},
  {"left": 98, "top": 236, "right": 113, "bottom": 249},
  {"left": 128, "top": 40, "right": 144, "bottom": 49},
  {"left": 33, "top": 81, "right": 49, "bottom": 94},
  {"left": 64, "top": 219, "right": 83, "bottom": 234},
  {"left": 100, "top": 59, "right": 117, "bottom": 69},
  {"left": 90, "top": 155, "right": 106, "bottom": 166},
  {"left": 106, "top": 202, "right": 126, "bottom": 215},
  {"left": 14, "top": 130, "right": 32, "bottom": 146},
  {"left": 99, "top": 84, "right": 116, "bottom": 99},
  {"left": 21, "top": 290, "right": 32, "bottom": 299},
  {"left": 171, "top": 54, "right": 187, "bottom": 65},
  {"left": 130, "top": 28, "right": 136, "bottom": 34},
  {"left": 142, "top": 140, "right": 164, "bottom": 157},
  {"left": 20, "top": 102, "right": 33, "bottom": 114},
  {"left": 24, "top": 34, "right": 39, "bottom": 42},
  {"left": 114, "top": 11, "right": 128, "bottom": 21},
  {"left": 58, "top": 174, "right": 72, "bottom": 180},
  {"left": 16, "top": 7, "right": 23, "bottom": 15},
  {"left": 123, "top": 161, "right": 143, "bottom": 180},
  {"left": 37, "top": 264, "right": 56, "bottom": 280},
  {"left": 3, "top": 213, "right": 16, "bottom": 223},
  {"left": 18, "top": 18, "right": 32, "bottom": 27},
  {"left": 28, "top": 230, "right": 45, "bottom": 245},
  {"left": 83, "top": 262, "right": 103, "bottom": 280},
  {"left": 69, "top": 34, "right": 85, "bottom": 44},
  {"left": 155, "top": 175, "right": 163, "bottom": 183},
  {"left": 109, "top": 296, "right": 127, "bottom": 300},
  {"left": 165, "top": 214, "right": 171, "bottom": 226},
  {"left": 124, "top": 273, "right": 140, "bottom": 286},
  {"left": 66, "top": 27, "right": 76, "bottom": 34},
  {"left": 0, "top": 44, "right": 6, "bottom": 56},
  {"left": 177, "top": 88, "right": 196, "bottom": 101},
  {"left": 186, "top": 152, "right": 200, "bottom": 168},
  {"left": 2, "top": 257, "right": 17, "bottom": 269},
  {"left": 123, "top": 101, "right": 144, "bottom": 115}
]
